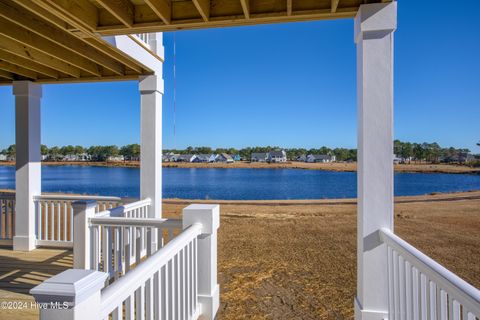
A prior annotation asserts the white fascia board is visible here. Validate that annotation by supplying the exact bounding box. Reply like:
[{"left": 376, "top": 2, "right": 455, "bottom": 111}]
[{"left": 102, "top": 35, "right": 163, "bottom": 75}]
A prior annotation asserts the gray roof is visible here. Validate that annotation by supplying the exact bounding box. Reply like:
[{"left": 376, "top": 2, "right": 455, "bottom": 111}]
[
  {"left": 178, "top": 154, "right": 195, "bottom": 160},
  {"left": 218, "top": 153, "right": 233, "bottom": 160},
  {"left": 196, "top": 154, "right": 211, "bottom": 161},
  {"left": 308, "top": 154, "right": 332, "bottom": 160},
  {"left": 269, "top": 150, "right": 286, "bottom": 157},
  {"left": 251, "top": 152, "right": 268, "bottom": 158}
]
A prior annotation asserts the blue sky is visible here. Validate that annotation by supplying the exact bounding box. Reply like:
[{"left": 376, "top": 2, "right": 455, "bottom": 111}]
[{"left": 0, "top": 1, "right": 479, "bottom": 152}]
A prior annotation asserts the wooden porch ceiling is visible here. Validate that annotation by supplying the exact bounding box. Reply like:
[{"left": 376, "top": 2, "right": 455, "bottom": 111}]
[
  {"left": 0, "top": 0, "right": 153, "bottom": 84},
  {"left": 0, "top": 0, "right": 390, "bottom": 84}
]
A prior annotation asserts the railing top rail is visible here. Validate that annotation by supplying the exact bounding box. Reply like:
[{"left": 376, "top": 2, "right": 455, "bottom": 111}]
[
  {"left": 118, "top": 197, "right": 151, "bottom": 210},
  {"left": 90, "top": 217, "right": 182, "bottom": 229},
  {"left": 380, "top": 228, "right": 480, "bottom": 314},
  {"left": 0, "top": 193, "right": 15, "bottom": 200},
  {"left": 100, "top": 223, "right": 202, "bottom": 318},
  {"left": 33, "top": 194, "right": 123, "bottom": 202},
  {"left": 94, "top": 198, "right": 151, "bottom": 217}
]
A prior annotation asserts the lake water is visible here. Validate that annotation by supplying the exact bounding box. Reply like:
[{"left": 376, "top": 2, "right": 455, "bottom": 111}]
[{"left": 1, "top": 166, "right": 480, "bottom": 200}]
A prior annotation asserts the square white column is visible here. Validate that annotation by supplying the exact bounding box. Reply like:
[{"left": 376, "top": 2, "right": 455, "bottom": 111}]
[
  {"left": 354, "top": 2, "right": 397, "bottom": 319},
  {"left": 139, "top": 74, "right": 163, "bottom": 218},
  {"left": 13, "top": 81, "right": 42, "bottom": 251}
]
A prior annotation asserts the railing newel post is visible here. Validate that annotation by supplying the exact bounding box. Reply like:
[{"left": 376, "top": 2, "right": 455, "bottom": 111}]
[
  {"left": 182, "top": 204, "right": 220, "bottom": 320},
  {"left": 72, "top": 200, "right": 97, "bottom": 269},
  {"left": 30, "top": 269, "right": 108, "bottom": 320}
]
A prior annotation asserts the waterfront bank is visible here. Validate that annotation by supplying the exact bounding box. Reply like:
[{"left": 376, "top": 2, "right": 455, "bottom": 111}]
[
  {"left": 2, "top": 166, "right": 480, "bottom": 199},
  {"left": 0, "top": 160, "right": 479, "bottom": 174}
]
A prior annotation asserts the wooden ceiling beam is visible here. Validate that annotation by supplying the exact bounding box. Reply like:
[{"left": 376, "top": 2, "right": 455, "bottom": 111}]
[
  {"left": 192, "top": 0, "right": 210, "bottom": 22},
  {"left": 144, "top": 0, "right": 171, "bottom": 25},
  {"left": 0, "top": 70, "right": 14, "bottom": 80},
  {"left": 0, "top": 35, "right": 81, "bottom": 78},
  {"left": 12, "top": 0, "right": 69, "bottom": 29},
  {"left": 0, "top": 0, "right": 124, "bottom": 76},
  {"left": 0, "top": 49, "right": 58, "bottom": 78},
  {"left": 240, "top": 0, "right": 250, "bottom": 19},
  {"left": 96, "top": 7, "right": 358, "bottom": 35},
  {"left": 96, "top": 0, "right": 134, "bottom": 28},
  {"left": 0, "top": 19, "right": 100, "bottom": 77},
  {"left": 38, "top": 0, "right": 98, "bottom": 32},
  {"left": 0, "top": 61, "right": 37, "bottom": 80},
  {"left": 21, "top": 0, "right": 143, "bottom": 74},
  {"left": 287, "top": 0, "right": 292, "bottom": 16},
  {"left": 331, "top": 0, "right": 340, "bottom": 13}
]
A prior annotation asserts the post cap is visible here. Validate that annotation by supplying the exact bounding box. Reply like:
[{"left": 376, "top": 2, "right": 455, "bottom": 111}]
[
  {"left": 183, "top": 204, "right": 220, "bottom": 235},
  {"left": 13, "top": 81, "right": 42, "bottom": 98},
  {"left": 354, "top": 2, "right": 397, "bottom": 43},
  {"left": 139, "top": 74, "right": 164, "bottom": 94},
  {"left": 30, "top": 269, "right": 108, "bottom": 306}
]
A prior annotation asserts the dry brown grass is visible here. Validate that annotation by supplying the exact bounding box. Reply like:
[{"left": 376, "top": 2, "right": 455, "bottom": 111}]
[{"left": 162, "top": 191, "right": 480, "bottom": 320}]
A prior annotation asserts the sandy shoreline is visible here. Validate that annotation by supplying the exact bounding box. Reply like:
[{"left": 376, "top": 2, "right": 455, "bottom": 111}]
[{"left": 1, "top": 160, "right": 479, "bottom": 174}]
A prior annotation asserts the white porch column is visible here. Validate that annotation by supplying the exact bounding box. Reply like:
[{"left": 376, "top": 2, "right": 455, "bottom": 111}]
[
  {"left": 354, "top": 2, "right": 397, "bottom": 319},
  {"left": 13, "top": 81, "right": 42, "bottom": 251},
  {"left": 139, "top": 74, "right": 163, "bottom": 218}
]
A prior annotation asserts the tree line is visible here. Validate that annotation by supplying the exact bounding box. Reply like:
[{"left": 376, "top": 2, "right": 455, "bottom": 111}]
[
  {"left": 393, "top": 140, "right": 471, "bottom": 163},
  {"left": 0, "top": 144, "right": 140, "bottom": 162},
  {"left": 1, "top": 140, "right": 477, "bottom": 163}
]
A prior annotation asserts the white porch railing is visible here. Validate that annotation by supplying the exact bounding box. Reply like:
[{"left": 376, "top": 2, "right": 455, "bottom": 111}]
[
  {"left": 380, "top": 228, "right": 480, "bottom": 320},
  {"left": 100, "top": 222, "right": 201, "bottom": 320},
  {"left": 0, "top": 193, "right": 15, "bottom": 244},
  {"left": 85, "top": 198, "right": 183, "bottom": 280},
  {"left": 31, "top": 203, "right": 220, "bottom": 320},
  {"left": 33, "top": 194, "right": 124, "bottom": 247},
  {"left": 130, "top": 33, "right": 152, "bottom": 50}
]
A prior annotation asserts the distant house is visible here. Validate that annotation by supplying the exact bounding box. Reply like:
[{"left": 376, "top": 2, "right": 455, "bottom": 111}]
[
  {"left": 306, "top": 154, "right": 336, "bottom": 163},
  {"left": 251, "top": 152, "right": 268, "bottom": 162},
  {"left": 233, "top": 154, "right": 242, "bottom": 161},
  {"left": 108, "top": 155, "right": 125, "bottom": 162},
  {"left": 296, "top": 155, "right": 307, "bottom": 162},
  {"left": 208, "top": 154, "right": 218, "bottom": 162},
  {"left": 63, "top": 154, "right": 79, "bottom": 161},
  {"left": 443, "top": 152, "right": 475, "bottom": 164},
  {"left": 163, "top": 153, "right": 179, "bottom": 162},
  {"left": 177, "top": 154, "right": 196, "bottom": 162},
  {"left": 216, "top": 153, "right": 234, "bottom": 163},
  {"left": 393, "top": 154, "right": 402, "bottom": 164},
  {"left": 268, "top": 150, "right": 287, "bottom": 163},
  {"left": 78, "top": 153, "right": 91, "bottom": 161},
  {"left": 193, "top": 154, "right": 210, "bottom": 163},
  {"left": 460, "top": 153, "right": 476, "bottom": 163},
  {"left": 0, "top": 154, "right": 6, "bottom": 161}
]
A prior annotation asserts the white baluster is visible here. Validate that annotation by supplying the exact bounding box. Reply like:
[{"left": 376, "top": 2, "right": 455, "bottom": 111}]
[
  {"left": 125, "top": 294, "right": 134, "bottom": 320},
  {"left": 56, "top": 201, "right": 60, "bottom": 241},
  {"left": 135, "top": 284, "right": 145, "bottom": 320}
]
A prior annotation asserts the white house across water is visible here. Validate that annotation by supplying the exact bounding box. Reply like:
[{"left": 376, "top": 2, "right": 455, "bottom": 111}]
[{"left": 0, "top": 0, "right": 479, "bottom": 319}]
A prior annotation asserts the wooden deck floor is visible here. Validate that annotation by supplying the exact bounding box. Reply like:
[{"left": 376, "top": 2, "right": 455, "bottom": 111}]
[{"left": 0, "top": 247, "right": 72, "bottom": 320}]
